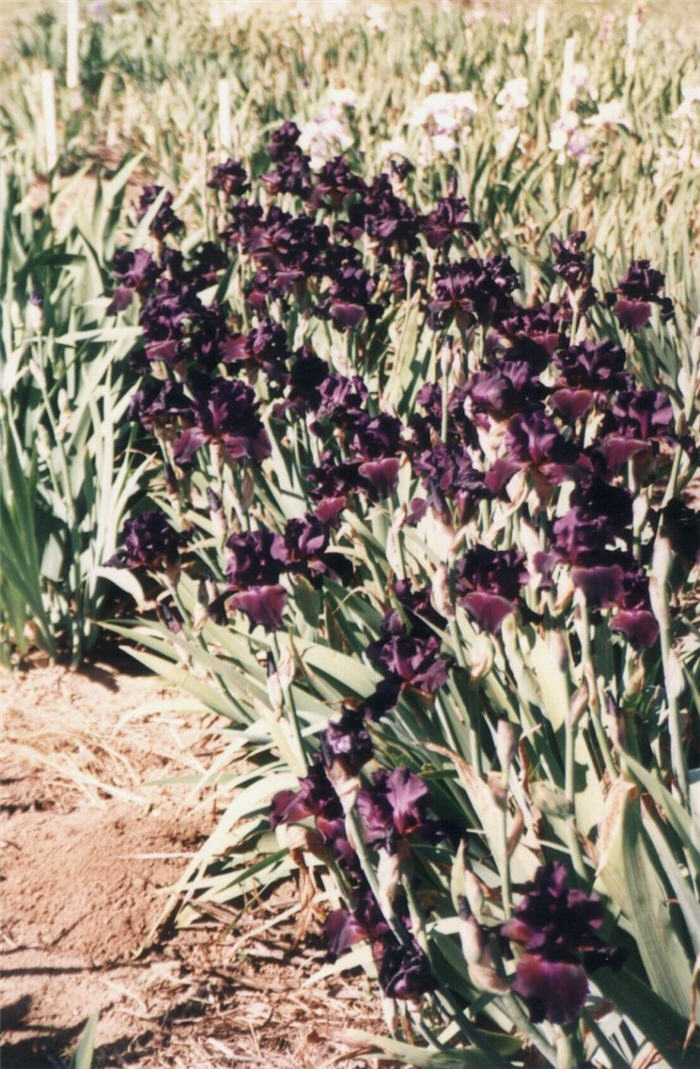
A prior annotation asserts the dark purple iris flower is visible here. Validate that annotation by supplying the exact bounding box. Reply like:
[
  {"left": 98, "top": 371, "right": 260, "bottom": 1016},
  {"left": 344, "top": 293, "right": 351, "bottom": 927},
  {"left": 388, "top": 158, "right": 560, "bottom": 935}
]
[
  {"left": 355, "top": 679, "right": 401, "bottom": 721},
  {"left": 113, "top": 247, "right": 160, "bottom": 293},
  {"left": 351, "top": 173, "right": 420, "bottom": 261},
  {"left": 351, "top": 412, "right": 403, "bottom": 460},
  {"left": 262, "top": 149, "right": 313, "bottom": 200},
  {"left": 366, "top": 631, "right": 450, "bottom": 693},
  {"left": 282, "top": 514, "right": 352, "bottom": 585},
  {"left": 222, "top": 198, "right": 264, "bottom": 247},
  {"left": 208, "top": 158, "right": 250, "bottom": 196},
  {"left": 376, "top": 938, "right": 435, "bottom": 999},
  {"left": 311, "top": 155, "right": 366, "bottom": 209},
  {"left": 466, "top": 366, "right": 535, "bottom": 419},
  {"left": 138, "top": 184, "right": 184, "bottom": 240},
  {"left": 223, "top": 318, "right": 291, "bottom": 385},
  {"left": 549, "top": 338, "right": 631, "bottom": 421},
  {"left": 307, "top": 452, "right": 365, "bottom": 500},
  {"left": 356, "top": 767, "right": 431, "bottom": 847},
  {"left": 553, "top": 339, "right": 627, "bottom": 391},
  {"left": 550, "top": 231, "right": 596, "bottom": 308},
  {"left": 270, "top": 755, "right": 342, "bottom": 829},
  {"left": 282, "top": 345, "right": 329, "bottom": 413},
  {"left": 498, "top": 301, "right": 568, "bottom": 355},
  {"left": 413, "top": 443, "right": 490, "bottom": 524},
  {"left": 453, "top": 546, "right": 529, "bottom": 631},
  {"left": 321, "top": 709, "right": 373, "bottom": 775},
  {"left": 605, "top": 260, "right": 673, "bottom": 331},
  {"left": 420, "top": 193, "right": 480, "bottom": 252},
  {"left": 128, "top": 379, "right": 194, "bottom": 434},
  {"left": 229, "top": 585, "right": 287, "bottom": 632},
  {"left": 225, "top": 529, "right": 287, "bottom": 589},
  {"left": 322, "top": 265, "right": 378, "bottom": 331},
  {"left": 266, "top": 120, "right": 301, "bottom": 162},
  {"left": 315, "top": 814, "right": 358, "bottom": 873},
  {"left": 316, "top": 373, "right": 369, "bottom": 424},
  {"left": 173, "top": 379, "right": 271, "bottom": 467},
  {"left": 429, "top": 256, "right": 519, "bottom": 330},
  {"left": 188, "top": 241, "right": 229, "bottom": 289},
  {"left": 502, "top": 860, "right": 622, "bottom": 1026},
  {"left": 106, "top": 510, "right": 186, "bottom": 570},
  {"left": 571, "top": 548, "right": 642, "bottom": 610},
  {"left": 324, "top": 887, "right": 391, "bottom": 958},
  {"left": 594, "top": 390, "right": 675, "bottom": 473},
  {"left": 662, "top": 499, "right": 700, "bottom": 566},
  {"left": 486, "top": 410, "right": 582, "bottom": 494},
  {"left": 358, "top": 458, "right": 401, "bottom": 499}
]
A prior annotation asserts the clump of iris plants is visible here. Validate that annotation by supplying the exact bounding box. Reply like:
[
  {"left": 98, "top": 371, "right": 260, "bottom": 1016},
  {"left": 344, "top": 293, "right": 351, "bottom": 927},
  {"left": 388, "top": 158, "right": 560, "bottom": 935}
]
[{"left": 107, "top": 125, "right": 700, "bottom": 1067}]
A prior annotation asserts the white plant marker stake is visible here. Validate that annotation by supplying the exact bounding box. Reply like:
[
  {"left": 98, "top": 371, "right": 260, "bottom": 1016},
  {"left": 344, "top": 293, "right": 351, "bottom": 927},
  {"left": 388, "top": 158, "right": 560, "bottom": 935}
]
[
  {"left": 218, "top": 78, "right": 231, "bottom": 151},
  {"left": 535, "top": 5, "right": 546, "bottom": 62},
  {"left": 66, "top": 0, "right": 80, "bottom": 90},
  {"left": 41, "top": 69, "right": 58, "bottom": 172},
  {"left": 560, "top": 35, "right": 576, "bottom": 113},
  {"left": 625, "top": 13, "right": 638, "bottom": 76}
]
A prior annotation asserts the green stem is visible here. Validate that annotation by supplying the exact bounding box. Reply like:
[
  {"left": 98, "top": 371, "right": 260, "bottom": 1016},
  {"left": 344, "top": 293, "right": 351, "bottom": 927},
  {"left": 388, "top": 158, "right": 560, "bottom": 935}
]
[
  {"left": 564, "top": 713, "right": 587, "bottom": 880},
  {"left": 270, "top": 631, "right": 308, "bottom": 776},
  {"left": 577, "top": 596, "right": 616, "bottom": 780}
]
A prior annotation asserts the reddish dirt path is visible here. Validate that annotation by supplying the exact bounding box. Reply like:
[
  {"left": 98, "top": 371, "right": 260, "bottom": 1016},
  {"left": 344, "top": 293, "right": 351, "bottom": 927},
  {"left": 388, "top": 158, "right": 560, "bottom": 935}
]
[{"left": 0, "top": 659, "right": 387, "bottom": 1068}]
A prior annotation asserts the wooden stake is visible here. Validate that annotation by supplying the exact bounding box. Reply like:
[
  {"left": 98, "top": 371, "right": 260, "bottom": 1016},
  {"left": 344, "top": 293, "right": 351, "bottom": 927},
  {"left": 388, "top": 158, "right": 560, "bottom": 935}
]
[
  {"left": 535, "top": 5, "right": 546, "bottom": 62},
  {"left": 41, "top": 69, "right": 57, "bottom": 172},
  {"left": 560, "top": 35, "right": 576, "bottom": 113},
  {"left": 66, "top": 0, "right": 80, "bottom": 90}
]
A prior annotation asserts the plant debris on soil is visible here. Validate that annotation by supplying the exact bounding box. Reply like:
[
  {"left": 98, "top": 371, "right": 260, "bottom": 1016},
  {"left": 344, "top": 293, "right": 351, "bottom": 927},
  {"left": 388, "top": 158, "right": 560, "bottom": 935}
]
[{"left": 0, "top": 658, "right": 390, "bottom": 1068}]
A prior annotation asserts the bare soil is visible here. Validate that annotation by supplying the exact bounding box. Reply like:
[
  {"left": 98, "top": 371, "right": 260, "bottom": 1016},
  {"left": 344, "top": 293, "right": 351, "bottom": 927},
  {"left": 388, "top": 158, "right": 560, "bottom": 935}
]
[{"left": 0, "top": 657, "right": 387, "bottom": 1068}]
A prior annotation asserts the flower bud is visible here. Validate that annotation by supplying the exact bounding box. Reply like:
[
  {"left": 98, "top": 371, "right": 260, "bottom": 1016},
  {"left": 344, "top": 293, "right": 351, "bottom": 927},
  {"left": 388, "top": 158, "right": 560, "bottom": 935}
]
[
  {"left": 431, "top": 564, "right": 454, "bottom": 619},
  {"left": 377, "top": 846, "right": 401, "bottom": 915},
  {"left": 495, "top": 718, "right": 518, "bottom": 772},
  {"left": 469, "top": 632, "right": 494, "bottom": 681},
  {"left": 487, "top": 772, "right": 507, "bottom": 810}
]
